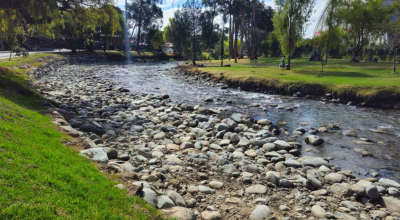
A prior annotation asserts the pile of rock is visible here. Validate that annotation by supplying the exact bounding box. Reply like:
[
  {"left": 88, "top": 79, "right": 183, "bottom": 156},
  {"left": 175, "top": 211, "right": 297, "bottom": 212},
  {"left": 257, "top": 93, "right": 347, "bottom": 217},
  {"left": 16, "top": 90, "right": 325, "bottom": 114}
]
[{"left": 29, "top": 61, "right": 400, "bottom": 220}]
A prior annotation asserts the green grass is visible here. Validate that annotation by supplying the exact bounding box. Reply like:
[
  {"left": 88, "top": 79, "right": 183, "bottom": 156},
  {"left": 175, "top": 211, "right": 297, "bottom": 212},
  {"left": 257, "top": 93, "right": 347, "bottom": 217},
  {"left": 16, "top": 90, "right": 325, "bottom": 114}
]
[
  {"left": 194, "top": 57, "right": 400, "bottom": 97},
  {"left": 0, "top": 55, "right": 162, "bottom": 219}
]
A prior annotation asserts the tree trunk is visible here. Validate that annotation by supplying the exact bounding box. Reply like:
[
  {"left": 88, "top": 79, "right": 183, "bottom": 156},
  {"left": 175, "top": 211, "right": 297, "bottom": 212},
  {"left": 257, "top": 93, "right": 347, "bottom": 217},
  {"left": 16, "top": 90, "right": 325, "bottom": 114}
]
[
  {"left": 326, "top": 27, "right": 331, "bottom": 63},
  {"left": 229, "top": 14, "right": 233, "bottom": 60},
  {"left": 136, "top": 0, "right": 143, "bottom": 52},
  {"left": 65, "top": 38, "right": 77, "bottom": 53},
  {"left": 251, "top": 0, "right": 257, "bottom": 60},
  {"left": 221, "top": 29, "right": 224, "bottom": 67},
  {"left": 192, "top": 19, "right": 196, "bottom": 66},
  {"left": 9, "top": 51, "right": 12, "bottom": 61},
  {"left": 234, "top": 13, "right": 239, "bottom": 63},
  {"left": 239, "top": 12, "right": 244, "bottom": 59},
  {"left": 287, "top": 26, "right": 291, "bottom": 70},
  {"left": 0, "top": 32, "right": 4, "bottom": 51},
  {"left": 394, "top": 47, "right": 396, "bottom": 74}
]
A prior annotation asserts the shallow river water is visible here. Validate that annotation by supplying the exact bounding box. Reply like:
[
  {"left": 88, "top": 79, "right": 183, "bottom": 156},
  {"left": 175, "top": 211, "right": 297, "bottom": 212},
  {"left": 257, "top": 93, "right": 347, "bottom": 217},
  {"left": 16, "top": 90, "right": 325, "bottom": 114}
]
[{"left": 95, "top": 62, "right": 400, "bottom": 182}]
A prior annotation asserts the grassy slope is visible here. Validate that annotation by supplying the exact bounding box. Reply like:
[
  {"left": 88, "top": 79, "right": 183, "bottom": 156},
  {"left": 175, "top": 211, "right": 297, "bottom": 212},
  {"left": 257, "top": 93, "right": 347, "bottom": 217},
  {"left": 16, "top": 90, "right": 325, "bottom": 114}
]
[
  {"left": 196, "top": 57, "right": 400, "bottom": 97},
  {"left": 0, "top": 54, "right": 161, "bottom": 220}
]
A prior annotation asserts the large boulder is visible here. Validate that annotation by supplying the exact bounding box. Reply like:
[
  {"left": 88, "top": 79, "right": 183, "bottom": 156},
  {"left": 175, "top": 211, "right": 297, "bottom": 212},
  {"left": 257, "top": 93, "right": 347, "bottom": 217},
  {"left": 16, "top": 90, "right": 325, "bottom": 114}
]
[
  {"left": 379, "top": 178, "right": 400, "bottom": 188},
  {"left": 80, "top": 148, "right": 108, "bottom": 163},
  {"left": 166, "top": 190, "right": 186, "bottom": 207},
  {"left": 379, "top": 197, "right": 400, "bottom": 213},
  {"left": 366, "top": 185, "right": 379, "bottom": 200},
  {"left": 143, "top": 188, "right": 158, "bottom": 206},
  {"left": 157, "top": 195, "right": 175, "bottom": 209}
]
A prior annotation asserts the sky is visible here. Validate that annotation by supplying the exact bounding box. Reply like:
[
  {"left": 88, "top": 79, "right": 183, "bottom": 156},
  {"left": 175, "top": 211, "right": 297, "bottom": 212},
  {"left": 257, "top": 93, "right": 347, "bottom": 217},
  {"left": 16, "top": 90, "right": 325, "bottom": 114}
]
[{"left": 115, "top": 0, "right": 329, "bottom": 38}]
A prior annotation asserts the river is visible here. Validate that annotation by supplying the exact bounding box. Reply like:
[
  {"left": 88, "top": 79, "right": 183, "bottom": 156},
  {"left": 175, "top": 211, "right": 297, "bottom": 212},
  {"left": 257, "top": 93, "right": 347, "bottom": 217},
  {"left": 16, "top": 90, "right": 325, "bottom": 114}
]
[{"left": 95, "top": 62, "right": 400, "bottom": 182}]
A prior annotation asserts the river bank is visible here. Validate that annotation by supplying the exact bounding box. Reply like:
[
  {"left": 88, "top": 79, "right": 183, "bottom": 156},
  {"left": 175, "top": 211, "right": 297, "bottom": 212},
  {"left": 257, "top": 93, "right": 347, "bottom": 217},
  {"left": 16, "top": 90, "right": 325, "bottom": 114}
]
[
  {"left": 27, "top": 58, "right": 400, "bottom": 220},
  {"left": 177, "top": 58, "right": 400, "bottom": 109}
]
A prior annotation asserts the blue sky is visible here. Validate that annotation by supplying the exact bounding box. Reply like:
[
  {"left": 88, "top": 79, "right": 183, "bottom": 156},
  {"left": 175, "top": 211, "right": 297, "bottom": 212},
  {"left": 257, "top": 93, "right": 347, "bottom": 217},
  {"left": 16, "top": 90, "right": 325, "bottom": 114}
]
[{"left": 116, "top": 0, "right": 329, "bottom": 38}]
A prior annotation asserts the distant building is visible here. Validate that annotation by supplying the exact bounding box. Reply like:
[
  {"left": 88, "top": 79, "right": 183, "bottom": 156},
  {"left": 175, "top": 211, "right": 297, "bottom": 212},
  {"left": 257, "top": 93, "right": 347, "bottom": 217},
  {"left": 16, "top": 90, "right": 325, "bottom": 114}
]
[{"left": 162, "top": 43, "right": 174, "bottom": 53}]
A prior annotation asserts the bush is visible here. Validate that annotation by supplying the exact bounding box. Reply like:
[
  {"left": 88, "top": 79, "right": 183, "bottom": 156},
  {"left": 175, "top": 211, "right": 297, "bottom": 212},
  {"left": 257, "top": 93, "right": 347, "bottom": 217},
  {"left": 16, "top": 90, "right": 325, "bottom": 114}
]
[
  {"left": 201, "top": 52, "right": 211, "bottom": 60},
  {"left": 21, "top": 48, "right": 29, "bottom": 57},
  {"left": 12, "top": 46, "right": 21, "bottom": 56}
]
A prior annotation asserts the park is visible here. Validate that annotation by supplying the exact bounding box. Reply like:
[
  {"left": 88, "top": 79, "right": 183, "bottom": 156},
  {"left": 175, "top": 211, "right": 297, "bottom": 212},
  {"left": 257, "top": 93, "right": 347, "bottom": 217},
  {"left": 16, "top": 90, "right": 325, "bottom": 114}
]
[{"left": 1, "top": 0, "right": 400, "bottom": 220}]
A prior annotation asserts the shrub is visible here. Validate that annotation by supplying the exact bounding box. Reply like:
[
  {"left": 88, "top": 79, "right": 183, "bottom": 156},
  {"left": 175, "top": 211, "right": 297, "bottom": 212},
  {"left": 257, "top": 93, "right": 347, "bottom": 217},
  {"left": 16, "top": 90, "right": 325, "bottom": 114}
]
[{"left": 21, "top": 48, "right": 29, "bottom": 57}]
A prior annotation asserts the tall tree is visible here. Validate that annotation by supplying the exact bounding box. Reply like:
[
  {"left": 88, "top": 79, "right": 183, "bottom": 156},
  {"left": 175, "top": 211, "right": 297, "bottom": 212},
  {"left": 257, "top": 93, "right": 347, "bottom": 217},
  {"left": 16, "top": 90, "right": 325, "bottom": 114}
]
[
  {"left": 127, "top": 0, "right": 163, "bottom": 51},
  {"left": 273, "top": 0, "right": 315, "bottom": 69},
  {"left": 337, "top": 0, "right": 393, "bottom": 62},
  {"left": 184, "top": 0, "right": 202, "bottom": 65},
  {"left": 324, "top": 0, "right": 340, "bottom": 62}
]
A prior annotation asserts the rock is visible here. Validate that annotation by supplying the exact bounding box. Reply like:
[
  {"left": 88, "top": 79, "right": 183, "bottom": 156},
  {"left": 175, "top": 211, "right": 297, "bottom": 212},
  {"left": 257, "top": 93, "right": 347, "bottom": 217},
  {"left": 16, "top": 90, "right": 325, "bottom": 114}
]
[
  {"left": 340, "top": 201, "right": 359, "bottom": 211},
  {"left": 312, "top": 157, "right": 330, "bottom": 167},
  {"left": 379, "top": 178, "right": 400, "bottom": 188},
  {"left": 165, "top": 190, "right": 186, "bottom": 207},
  {"left": 366, "top": 185, "right": 379, "bottom": 200},
  {"left": 350, "top": 184, "right": 366, "bottom": 196},
  {"left": 284, "top": 159, "right": 302, "bottom": 168},
  {"left": 258, "top": 119, "right": 271, "bottom": 125},
  {"left": 311, "top": 205, "right": 326, "bottom": 218},
  {"left": 105, "top": 148, "right": 118, "bottom": 159},
  {"left": 80, "top": 148, "right": 108, "bottom": 163},
  {"left": 162, "top": 207, "right": 196, "bottom": 220},
  {"left": 209, "top": 181, "right": 224, "bottom": 189},
  {"left": 305, "top": 135, "right": 324, "bottom": 146},
  {"left": 324, "top": 173, "right": 344, "bottom": 183},
  {"left": 343, "top": 130, "right": 357, "bottom": 137},
  {"left": 215, "top": 123, "right": 229, "bottom": 132},
  {"left": 266, "top": 171, "right": 280, "bottom": 186},
  {"left": 187, "top": 186, "right": 199, "bottom": 194},
  {"left": 307, "top": 169, "right": 324, "bottom": 188},
  {"left": 312, "top": 189, "right": 328, "bottom": 196},
  {"left": 198, "top": 185, "right": 215, "bottom": 194},
  {"left": 245, "top": 184, "right": 268, "bottom": 194},
  {"left": 279, "top": 205, "right": 291, "bottom": 211},
  {"left": 180, "top": 142, "right": 194, "bottom": 150},
  {"left": 250, "top": 205, "right": 271, "bottom": 219},
  {"left": 237, "top": 138, "right": 251, "bottom": 147},
  {"left": 143, "top": 188, "right": 158, "bottom": 206},
  {"left": 379, "top": 196, "right": 400, "bottom": 213},
  {"left": 157, "top": 195, "right": 175, "bottom": 209},
  {"left": 220, "top": 164, "right": 237, "bottom": 174},
  {"left": 330, "top": 183, "right": 352, "bottom": 197},
  {"left": 388, "top": 187, "right": 400, "bottom": 196},
  {"left": 274, "top": 140, "right": 292, "bottom": 151},
  {"left": 201, "top": 211, "right": 222, "bottom": 220},
  {"left": 167, "top": 144, "right": 180, "bottom": 151},
  {"left": 154, "top": 132, "right": 166, "bottom": 140},
  {"left": 210, "top": 144, "right": 223, "bottom": 150},
  {"left": 262, "top": 143, "right": 276, "bottom": 152},
  {"left": 279, "top": 179, "right": 294, "bottom": 188}
]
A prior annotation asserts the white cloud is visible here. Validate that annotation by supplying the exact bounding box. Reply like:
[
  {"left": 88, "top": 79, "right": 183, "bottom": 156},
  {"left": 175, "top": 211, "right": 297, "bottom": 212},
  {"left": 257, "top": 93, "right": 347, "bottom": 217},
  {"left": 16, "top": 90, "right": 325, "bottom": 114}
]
[{"left": 161, "top": 7, "right": 179, "bottom": 29}]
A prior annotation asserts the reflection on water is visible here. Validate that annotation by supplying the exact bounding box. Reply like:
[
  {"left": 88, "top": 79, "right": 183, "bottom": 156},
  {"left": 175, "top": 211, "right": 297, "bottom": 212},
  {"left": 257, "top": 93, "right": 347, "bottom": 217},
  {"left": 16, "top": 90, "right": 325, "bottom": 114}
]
[{"left": 96, "top": 62, "right": 400, "bottom": 181}]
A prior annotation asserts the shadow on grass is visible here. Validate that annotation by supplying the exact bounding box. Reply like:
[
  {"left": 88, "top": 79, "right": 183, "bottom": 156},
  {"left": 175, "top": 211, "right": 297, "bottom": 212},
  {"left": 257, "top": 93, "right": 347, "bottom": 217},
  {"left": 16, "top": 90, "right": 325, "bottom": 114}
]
[{"left": 294, "top": 70, "right": 377, "bottom": 78}]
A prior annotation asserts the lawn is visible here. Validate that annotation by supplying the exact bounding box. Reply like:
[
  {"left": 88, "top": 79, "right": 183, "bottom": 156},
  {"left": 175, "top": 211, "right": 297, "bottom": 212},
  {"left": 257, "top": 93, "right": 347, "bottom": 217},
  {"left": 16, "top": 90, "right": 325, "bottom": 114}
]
[
  {"left": 196, "top": 57, "right": 399, "bottom": 87},
  {"left": 0, "top": 54, "right": 162, "bottom": 219}
]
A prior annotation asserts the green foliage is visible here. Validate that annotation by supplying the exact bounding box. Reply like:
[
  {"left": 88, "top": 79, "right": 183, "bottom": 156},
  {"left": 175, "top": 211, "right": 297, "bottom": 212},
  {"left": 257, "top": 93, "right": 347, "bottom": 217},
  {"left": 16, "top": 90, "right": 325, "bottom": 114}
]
[
  {"left": 265, "top": 33, "right": 281, "bottom": 57},
  {"left": 150, "top": 29, "right": 165, "bottom": 49},
  {"left": 337, "top": 0, "right": 394, "bottom": 61},
  {"left": 273, "top": 0, "right": 315, "bottom": 68}
]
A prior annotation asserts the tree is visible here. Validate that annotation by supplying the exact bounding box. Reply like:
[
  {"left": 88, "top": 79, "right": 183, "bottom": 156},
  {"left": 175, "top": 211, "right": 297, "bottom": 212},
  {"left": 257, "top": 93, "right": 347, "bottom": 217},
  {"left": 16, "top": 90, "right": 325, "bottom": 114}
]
[
  {"left": 183, "top": 0, "right": 202, "bottom": 65},
  {"left": 337, "top": 0, "right": 393, "bottom": 62},
  {"left": 165, "top": 15, "right": 191, "bottom": 58},
  {"left": 150, "top": 29, "right": 165, "bottom": 49},
  {"left": 127, "top": 0, "right": 163, "bottom": 51},
  {"left": 273, "top": 0, "right": 315, "bottom": 69},
  {"left": 324, "top": 0, "right": 340, "bottom": 62},
  {"left": 386, "top": 19, "right": 400, "bottom": 73}
]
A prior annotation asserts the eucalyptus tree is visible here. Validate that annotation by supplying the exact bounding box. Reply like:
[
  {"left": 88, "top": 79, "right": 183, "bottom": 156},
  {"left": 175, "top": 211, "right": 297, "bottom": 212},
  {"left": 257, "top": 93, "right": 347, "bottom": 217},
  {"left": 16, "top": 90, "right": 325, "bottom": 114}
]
[
  {"left": 127, "top": 0, "right": 163, "bottom": 51},
  {"left": 273, "top": 0, "right": 315, "bottom": 69}
]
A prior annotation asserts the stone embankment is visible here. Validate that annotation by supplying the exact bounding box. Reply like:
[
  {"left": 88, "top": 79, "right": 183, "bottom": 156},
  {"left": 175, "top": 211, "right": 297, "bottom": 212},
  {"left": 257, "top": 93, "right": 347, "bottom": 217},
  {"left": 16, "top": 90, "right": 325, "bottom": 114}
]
[{"left": 27, "top": 59, "right": 400, "bottom": 220}]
